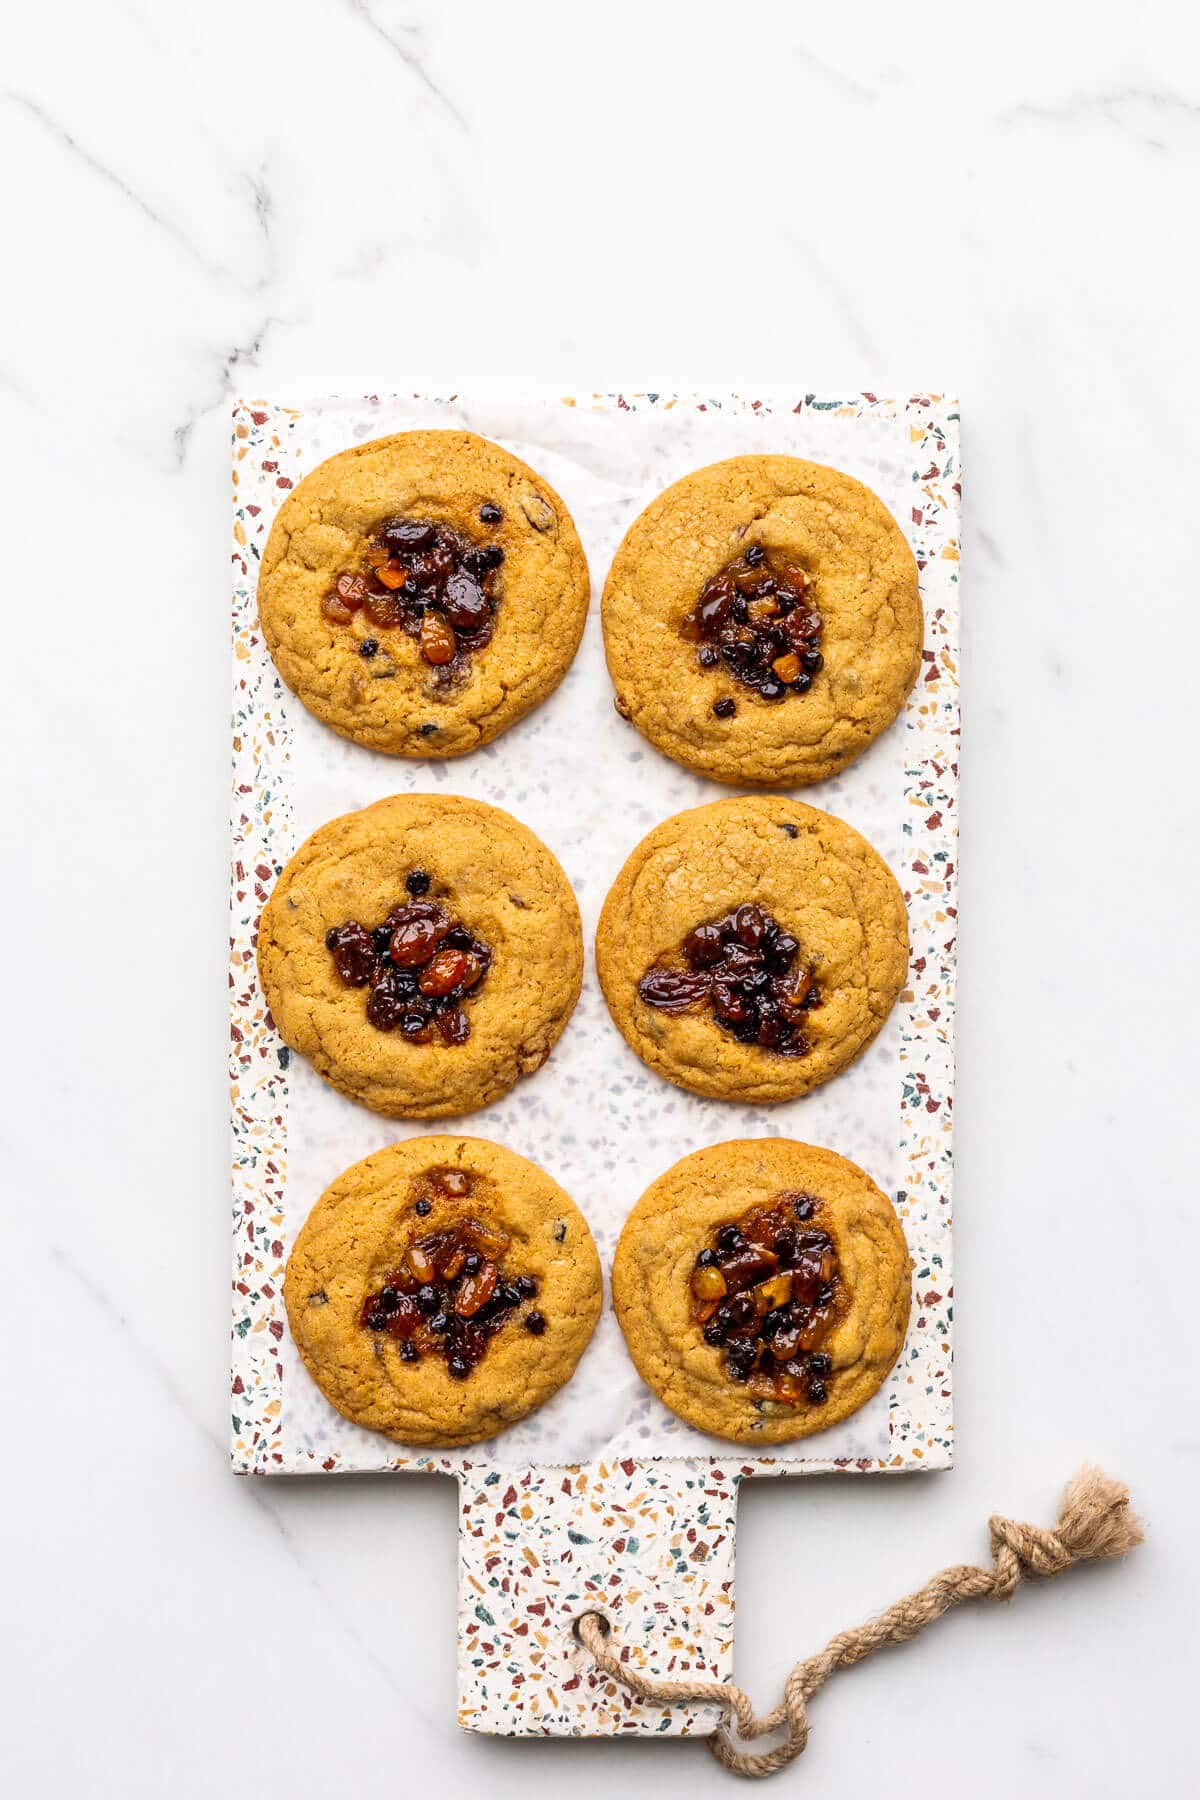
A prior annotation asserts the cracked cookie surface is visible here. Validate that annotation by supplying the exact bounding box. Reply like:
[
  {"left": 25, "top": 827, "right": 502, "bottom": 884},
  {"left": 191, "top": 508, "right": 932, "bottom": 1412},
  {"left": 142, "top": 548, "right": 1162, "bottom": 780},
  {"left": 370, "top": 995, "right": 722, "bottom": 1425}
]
[
  {"left": 612, "top": 1139, "right": 911, "bottom": 1445},
  {"left": 602, "top": 455, "right": 922, "bottom": 786},
  {"left": 258, "top": 431, "right": 589, "bottom": 757},
  {"left": 285, "top": 1136, "right": 602, "bottom": 1447},
  {"left": 595, "top": 796, "right": 908, "bottom": 1103},
  {"left": 258, "top": 795, "right": 582, "bottom": 1118}
]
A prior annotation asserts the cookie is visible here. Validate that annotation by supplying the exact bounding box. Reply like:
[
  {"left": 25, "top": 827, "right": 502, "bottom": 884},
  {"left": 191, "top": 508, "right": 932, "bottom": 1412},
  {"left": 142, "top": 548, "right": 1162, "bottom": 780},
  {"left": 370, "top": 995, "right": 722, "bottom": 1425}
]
[
  {"left": 612, "top": 1140, "right": 911, "bottom": 1445},
  {"left": 602, "top": 455, "right": 921, "bottom": 786},
  {"left": 595, "top": 796, "right": 907, "bottom": 1103},
  {"left": 258, "top": 431, "right": 589, "bottom": 757},
  {"left": 285, "top": 1137, "right": 602, "bottom": 1447},
  {"left": 258, "top": 795, "right": 582, "bottom": 1118}
]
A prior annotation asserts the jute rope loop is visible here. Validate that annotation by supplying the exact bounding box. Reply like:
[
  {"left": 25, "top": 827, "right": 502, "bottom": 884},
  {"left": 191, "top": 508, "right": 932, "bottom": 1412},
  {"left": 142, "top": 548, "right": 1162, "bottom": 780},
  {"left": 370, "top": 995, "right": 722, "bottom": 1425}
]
[{"left": 575, "top": 1465, "right": 1143, "bottom": 1779}]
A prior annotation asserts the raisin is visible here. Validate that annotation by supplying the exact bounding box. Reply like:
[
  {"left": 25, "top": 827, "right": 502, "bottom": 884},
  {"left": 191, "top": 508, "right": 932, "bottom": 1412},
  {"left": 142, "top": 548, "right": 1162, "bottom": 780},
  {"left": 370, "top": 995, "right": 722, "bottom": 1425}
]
[
  {"left": 638, "top": 904, "right": 818, "bottom": 1058},
  {"left": 362, "top": 589, "right": 404, "bottom": 628},
  {"left": 456, "top": 1260, "right": 498, "bottom": 1317},
  {"left": 682, "top": 923, "right": 725, "bottom": 966},
  {"left": 442, "top": 571, "right": 490, "bottom": 632},
  {"left": 327, "top": 887, "right": 490, "bottom": 1046},
  {"left": 324, "top": 514, "right": 503, "bottom": 682},
  {"left": 637, "top": 968, "right": 712, "bottom": 1012},
  {"left": 389, "top": 913, "right": 449, "bottom": 967},
  {"left": 734, "top": 905, "right": 766, "bottom": 949},
  {"left": 419, "top": 947, "right": 473, "bottom": 997},
  {"left": 682, "top": 547, "right": 823, "bottom": 706},
  {"left": 325, "top": 922, "right": 377, "bottom": 987},
  {"left": 420, "top": 611, "right": 457, "bottom": 666},
  {"left": 365, "top": 970, "right": 409, "bottom": 1030},
  {"left": 381, "top": 517, "right": 436, "bottom": 550},
  {"left": 367, "top": 1210, "right": 540, "bottom": 1377},
  {"left": 436, "top": 1006, "right": 470, "bottom": 1045}
]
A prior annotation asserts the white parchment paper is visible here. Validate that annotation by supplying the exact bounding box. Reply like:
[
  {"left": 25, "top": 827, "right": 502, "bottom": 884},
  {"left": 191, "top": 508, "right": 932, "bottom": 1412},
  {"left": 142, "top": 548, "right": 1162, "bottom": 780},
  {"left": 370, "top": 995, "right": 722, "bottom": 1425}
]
[{"left": 262, "top": 392, "right": 942, "bottom": 1470}]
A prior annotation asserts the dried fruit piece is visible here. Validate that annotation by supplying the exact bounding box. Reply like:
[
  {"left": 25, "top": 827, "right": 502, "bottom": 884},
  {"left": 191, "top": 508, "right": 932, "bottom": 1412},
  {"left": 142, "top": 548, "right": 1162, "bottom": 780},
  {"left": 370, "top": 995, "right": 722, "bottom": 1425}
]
[
  {"left": 325, "top": 885, "right": 491, "bottom": 1045},
  {"left": 322, "top": 514, "right": 502, "bottom": 683},
  {"left": 462, "top": 1217, "right": 510, "bottom": 1259},
  {"left": 755, "top": 1272, "right": 794, "bottom": 1312},
  {"left": 363, "top": 589, "right": 404, "bottom": 628},
  {"left": 438, "top": 1243, "right": 468, "bottom": 1282},
  {"left": 384, "top": 1296, "right": 420, "bottom": 1338},
  {"left": 381, "top": 517, "right": 436, "bottom": 550},
  {"left": 436, "top": 1006, "right": 470, "bottom": 1044},
  {"left": 520, "top": 492, "right": 556, "bottom": 533},
  {"left": 691, "top": 1264, "right": 727, "bottom": 1303},
  {"left": 336, "top": 572, "right": 370, "bottom": 608},
  {"left": 637, "top": 968, "right": 711, "bottom": 1012},
  {"left": 420, "top": 611, "right": 457, "bottom": 666},
  {"left": 718, "top": 1243, "right": 780, "bottom": 1293},
  {"left": 325, "top": 921, "right": 377, "bottom": 987},
  {"left": 419, "top": 947, "right": 471, "bottom": 996},
  {"left": 690, "top": 1192, "right": 841, "bottom": 1406},
  {"left": 406, "top": 1244, "right": 436, "bottom": 1283},
  {"left": 442, "top": 571, "right": 490, "bottom": 631},
  {"left": 375, "top": 560, "right": 409, "bottom": 591},
  {"left": 360, "top": 1202, "right": 542, "bottom": 1381},
  {"left": 322, "top": 590, "right": 355, "bottom": 625},
  {"left": 638, "top": 904, "right": 819, "bottom": 1057},
  {"left": 681, "top": 546, "right": 823, "bottom": 704},
  {"left": 455, "top": 1260, "right": 498, "bottom": 1317}
]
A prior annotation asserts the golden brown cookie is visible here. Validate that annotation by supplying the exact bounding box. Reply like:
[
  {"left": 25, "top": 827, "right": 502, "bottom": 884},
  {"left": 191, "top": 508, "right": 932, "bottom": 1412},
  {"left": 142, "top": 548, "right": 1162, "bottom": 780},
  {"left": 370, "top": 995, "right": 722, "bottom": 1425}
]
[
  {"left": 259, "top": 795, "right": 582, "bottom": 1118},
  {"left": 602, "top": 455, "right": 921, "bottom": 786},
  {"left": 595, "top": 796, "right": 907, "bottom": 1103},
  {"left": 612, "top": 1140, "right": 911, "bottom": 1445},
  {"left": 258, "top": 431, "right": 589, "bottom": 757},
  {"left": 285, "top": 1137, "right": 602, "bottom": 1447}
]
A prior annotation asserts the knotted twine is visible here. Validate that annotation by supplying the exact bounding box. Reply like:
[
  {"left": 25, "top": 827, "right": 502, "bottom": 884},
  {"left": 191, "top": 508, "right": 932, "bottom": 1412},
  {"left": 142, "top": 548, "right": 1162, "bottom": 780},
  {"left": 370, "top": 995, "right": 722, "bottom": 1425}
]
[{"left": 576, "top": 1465, "right": 1142, "bottom": 1778}]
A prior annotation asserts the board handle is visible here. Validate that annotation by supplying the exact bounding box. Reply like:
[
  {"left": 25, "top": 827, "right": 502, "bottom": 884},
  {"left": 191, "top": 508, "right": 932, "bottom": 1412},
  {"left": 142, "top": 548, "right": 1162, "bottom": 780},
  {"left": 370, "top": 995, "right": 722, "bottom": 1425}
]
[{"left": 456, "top": 1456, "right": 739, "bottom": 1737}]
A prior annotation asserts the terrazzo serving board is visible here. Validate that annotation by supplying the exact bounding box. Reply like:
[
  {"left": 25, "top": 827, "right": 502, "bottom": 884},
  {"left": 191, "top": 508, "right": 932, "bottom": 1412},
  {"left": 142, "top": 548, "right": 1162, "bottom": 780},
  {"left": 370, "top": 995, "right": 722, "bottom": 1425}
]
[{"left": 229, "top": 390, "right": 960, "bottom": 1737}]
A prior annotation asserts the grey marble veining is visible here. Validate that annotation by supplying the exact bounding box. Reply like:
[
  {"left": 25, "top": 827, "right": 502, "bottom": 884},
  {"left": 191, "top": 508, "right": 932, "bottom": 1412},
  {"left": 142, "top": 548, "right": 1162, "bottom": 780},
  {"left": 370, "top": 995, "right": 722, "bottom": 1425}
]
[{"left": 2, "top": 3, "right": 1197, "bottom": 1796}]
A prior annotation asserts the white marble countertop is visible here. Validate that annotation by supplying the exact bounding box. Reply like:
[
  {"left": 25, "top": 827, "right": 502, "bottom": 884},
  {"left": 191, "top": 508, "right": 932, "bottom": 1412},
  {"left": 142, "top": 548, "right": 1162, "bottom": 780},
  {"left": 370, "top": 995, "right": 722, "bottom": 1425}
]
[{"left": 2, "top": 4, "right": 1197, "bottom": 1795}]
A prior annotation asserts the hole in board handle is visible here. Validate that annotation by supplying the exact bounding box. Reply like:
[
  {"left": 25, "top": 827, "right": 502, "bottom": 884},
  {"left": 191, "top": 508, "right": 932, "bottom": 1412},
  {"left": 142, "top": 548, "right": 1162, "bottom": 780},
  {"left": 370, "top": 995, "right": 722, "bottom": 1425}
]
[{"left": 572, "top": 1610, "right": 611, "bottom": 1645}]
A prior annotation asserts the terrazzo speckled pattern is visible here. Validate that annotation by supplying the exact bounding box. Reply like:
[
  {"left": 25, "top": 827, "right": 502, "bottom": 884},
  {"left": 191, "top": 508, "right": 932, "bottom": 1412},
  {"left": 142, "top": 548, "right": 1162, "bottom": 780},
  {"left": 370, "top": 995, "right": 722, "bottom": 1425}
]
[{"left": 229, "top": 391, "right": 959, "bottom": 1736}]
